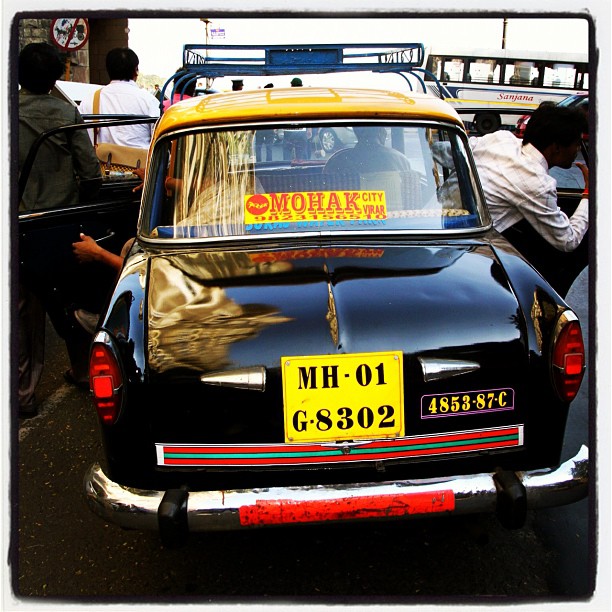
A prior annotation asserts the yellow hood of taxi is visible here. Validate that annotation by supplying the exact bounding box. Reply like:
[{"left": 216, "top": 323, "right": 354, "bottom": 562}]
[{"left": 154, "top": 87, "right": 462, "bottom": 138}]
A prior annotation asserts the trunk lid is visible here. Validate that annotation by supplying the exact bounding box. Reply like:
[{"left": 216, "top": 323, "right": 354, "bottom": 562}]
[
  {"left": 147, "top": 242, "right": 523, "bottom": 376},
  {"left": 143, "top": 242, "right": 530, "bottom": 469}
]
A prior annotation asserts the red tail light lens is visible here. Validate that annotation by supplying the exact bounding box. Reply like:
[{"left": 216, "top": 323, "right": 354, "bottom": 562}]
[
  {"left": 89, "top": 341, "right": 123, "bottom": 424},
  {"left": 551, "top": 312, "right": 585, "bottom": 402}
]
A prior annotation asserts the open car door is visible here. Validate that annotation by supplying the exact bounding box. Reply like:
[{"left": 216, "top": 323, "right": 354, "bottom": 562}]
[{"left": 18, "top": 118, "right": 155, "bottom": 314}]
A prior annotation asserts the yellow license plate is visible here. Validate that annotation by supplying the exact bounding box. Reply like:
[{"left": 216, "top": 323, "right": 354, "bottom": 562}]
[{"left": 281, "top": 351, "right": 404, "bottom": 443}]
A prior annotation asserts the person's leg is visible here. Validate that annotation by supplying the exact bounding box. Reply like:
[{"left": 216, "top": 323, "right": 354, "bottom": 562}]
[
  {"left": 18, "top": 281, "right": 45, "bottom": 415},
  {"left": 264, "top": 133, "right": 274, "bottom": 161},
  {"left": 38, "top": 287, "right": 91, "bottom": 386},
  {"left": 61, "top": 318, "right": 93, "bottom": 384},
  {"left": 294, "top": 133, "right": 308, "bottom": 160}
]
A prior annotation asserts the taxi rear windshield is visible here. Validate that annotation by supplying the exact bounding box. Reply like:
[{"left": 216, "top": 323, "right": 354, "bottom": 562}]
[{"left": 140, "top": 123, "right": 486, "bottom": 239}]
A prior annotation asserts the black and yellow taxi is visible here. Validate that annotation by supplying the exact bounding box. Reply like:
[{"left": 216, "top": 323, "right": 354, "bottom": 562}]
[{"left": 81, "top": 85, "right": 587, "bottom": 546}]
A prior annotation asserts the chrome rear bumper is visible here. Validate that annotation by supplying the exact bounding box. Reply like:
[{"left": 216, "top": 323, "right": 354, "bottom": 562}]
[{"left": 84, "top": 445, "right": 588, "bottom": 537}]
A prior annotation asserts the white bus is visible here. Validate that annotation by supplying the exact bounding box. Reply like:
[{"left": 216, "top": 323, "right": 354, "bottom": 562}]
[{"left": 423, "top": 46, "right": 588, "bottom": 133}]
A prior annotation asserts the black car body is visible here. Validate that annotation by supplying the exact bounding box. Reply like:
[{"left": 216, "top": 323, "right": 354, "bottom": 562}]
[{"left": 76, "top": 86, "right": 588, "bottom": 546}]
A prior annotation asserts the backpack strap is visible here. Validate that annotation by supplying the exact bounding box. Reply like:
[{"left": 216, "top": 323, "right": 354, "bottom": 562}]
[{"left": 93, "top": 88, "right": 102, "bottom": 146}]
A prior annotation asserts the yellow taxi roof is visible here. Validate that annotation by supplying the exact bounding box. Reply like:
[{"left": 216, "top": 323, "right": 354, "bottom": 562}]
[{"left": 154, "top": 87, "right": 463, "bottom": 139}]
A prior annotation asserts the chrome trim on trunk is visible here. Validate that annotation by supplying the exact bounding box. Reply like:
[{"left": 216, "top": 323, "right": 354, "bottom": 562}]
[
  {"left": 418, "top": 357, "right": 480, "bottom": 382},
  {"left": 200, "top": 366, "right": 266, "bottom": 391}
]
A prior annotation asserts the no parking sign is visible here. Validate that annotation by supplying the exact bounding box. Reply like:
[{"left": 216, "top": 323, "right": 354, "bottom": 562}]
[{"left": 50, "top": 18, "right": 90, "bottom": 51}]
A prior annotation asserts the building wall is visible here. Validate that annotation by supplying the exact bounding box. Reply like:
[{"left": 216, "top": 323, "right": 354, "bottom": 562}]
[
  {"left": 17, "top": 17, "right": 129, "bottom": 85},
  {"left": 17, "top": 18, "right": 52, "bottom": 49},
  {"left": 88, "top": 18, "right": 129, "bottom": 85}
]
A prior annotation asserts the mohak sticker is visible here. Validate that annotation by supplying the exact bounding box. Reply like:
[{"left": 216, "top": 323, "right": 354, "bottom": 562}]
[
  {"left": 421, "top": 388, "right": 514, "bottom": 419},
  {"left": 244, "top": 190, "right": 387, "bottom": 224}
]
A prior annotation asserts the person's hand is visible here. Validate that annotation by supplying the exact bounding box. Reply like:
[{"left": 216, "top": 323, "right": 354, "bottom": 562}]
[
  {"left": 575, "top": 162, "right": 589, "bottom": 196},
  {"left": 164, "top": 176, "right": 183, "bottom": 194},
  {"left": 72, "top": 233, "right": 103, "bottom": 263},
  {"left": 132, "top": 167, "right": 145, "bottom": 192}
]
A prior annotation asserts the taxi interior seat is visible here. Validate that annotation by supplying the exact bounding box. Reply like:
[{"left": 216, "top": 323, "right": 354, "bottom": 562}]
[
  {"left": 258, "top": 170, "right": 422, "bottom": 211},
  {"left": 258, "top": 171, "right": 360, "bottom": 194}
]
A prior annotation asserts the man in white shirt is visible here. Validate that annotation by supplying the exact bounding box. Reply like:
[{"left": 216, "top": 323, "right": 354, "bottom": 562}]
[
  {"left": 473, "top": 105, "right": 588, "bottom": 250},
  {"left": 471, "top": 104, "right": 589, "bottom": 296},
  {"left": 79, "top": 47, "right": 160, "bottom": 149}
]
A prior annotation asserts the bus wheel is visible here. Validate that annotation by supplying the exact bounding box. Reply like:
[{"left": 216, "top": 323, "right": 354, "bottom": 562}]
[{"left": 474, "top": 113, "right": 501, "bottom": 135}]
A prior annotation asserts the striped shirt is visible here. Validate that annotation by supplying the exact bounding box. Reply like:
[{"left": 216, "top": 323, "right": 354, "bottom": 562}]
[{"left": 470, "top": 131, "right": 588, "bottom": 252}]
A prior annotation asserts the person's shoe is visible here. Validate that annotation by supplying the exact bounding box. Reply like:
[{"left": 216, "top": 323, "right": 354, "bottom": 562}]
[
  {"left": 63, "top": 369, "right": 89, "bottom": 390},
  {"left": 74, "top": 309, "right": 100, "bottom": 335}
]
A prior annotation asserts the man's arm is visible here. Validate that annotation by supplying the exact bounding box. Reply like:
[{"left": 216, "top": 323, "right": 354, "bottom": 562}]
[
  {"left": 72, "top": 233, "right": 124, "bottom": 271},
  {"left": 517, "top": 179, "right": 588, "bottom": 252}
]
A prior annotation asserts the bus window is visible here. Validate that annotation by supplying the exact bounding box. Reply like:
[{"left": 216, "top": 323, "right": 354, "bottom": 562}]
[
  {"left": 580, "top": 72, "right": 589, "bottom": 89},
  {"left": 443, "top": 58, "right": 465, "bottom": 82},
  {"left": 428, "top": 55, "right": 442, "bottom": 80},
  {"left": 543, "top": 63, "right": 578, "bottom": 88},
  {"left": 468, "top": 58, "right": 500, "bottom": 84},
  {"left": 428, "top": 56, "right": 467, "bottom": 82},
  {"left": 504, "top": 61, "right": 539, "bottom": 86},
  {"left": 574, "top": 67, "right": 588, "bottom": 89}
]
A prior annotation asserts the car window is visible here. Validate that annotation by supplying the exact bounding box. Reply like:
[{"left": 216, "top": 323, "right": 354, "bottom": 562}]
[{"left": 140, "top": 123, "right": 486, "bottom": 239}]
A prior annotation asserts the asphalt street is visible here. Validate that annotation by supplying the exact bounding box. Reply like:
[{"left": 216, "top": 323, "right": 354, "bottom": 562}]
[{"left": 10, "top": 267, "right": 595, "bottom": 606}]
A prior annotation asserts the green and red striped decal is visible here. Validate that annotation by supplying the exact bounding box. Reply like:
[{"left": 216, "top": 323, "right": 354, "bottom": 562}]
[{"left": 156, "top": 425, "right": 523, "bottom": 467}]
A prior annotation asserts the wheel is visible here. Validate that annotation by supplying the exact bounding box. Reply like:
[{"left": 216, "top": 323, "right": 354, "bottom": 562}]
[
  {"left": 474, "top": 113, "right": 501, "bottom": 135},
  {"left": 318, "top": 128, "right": 338, "bottom": 153}
]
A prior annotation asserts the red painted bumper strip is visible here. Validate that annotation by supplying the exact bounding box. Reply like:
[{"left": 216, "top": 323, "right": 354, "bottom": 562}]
[{"left": 239, "top": 490, "right": 455, "bottom": 526}]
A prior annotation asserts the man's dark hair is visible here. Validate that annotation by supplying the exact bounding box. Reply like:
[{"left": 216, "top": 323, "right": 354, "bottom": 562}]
[
  {"left": 18, "top": 43, "right": 64, "bottom": 94},
  {"left": 106, "top": 47, "right": 139, "bottom": 81},
  {"left": 522, "top": 104, "right": 587, "bottom": 150}
]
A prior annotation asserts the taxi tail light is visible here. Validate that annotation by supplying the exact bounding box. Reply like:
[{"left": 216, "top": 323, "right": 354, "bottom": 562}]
[
  {"left": 89, "top": 341, "right": 123, "bottom": 424},
  {"left": 551, "top": 312, "right": 585, "bottom": 402}
]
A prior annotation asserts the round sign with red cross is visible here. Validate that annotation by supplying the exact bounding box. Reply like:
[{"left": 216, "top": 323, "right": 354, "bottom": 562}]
[{"left": 50, "top": 18, "right": 90, "bottom": 51}]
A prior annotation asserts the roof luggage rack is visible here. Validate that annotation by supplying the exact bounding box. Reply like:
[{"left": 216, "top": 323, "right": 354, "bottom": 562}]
[
  {"left": 162, "top": 43, "right": 442, "bottom": 109},
  {"left": 183, "top": 42, "right": 424, "bottom": 76}
]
